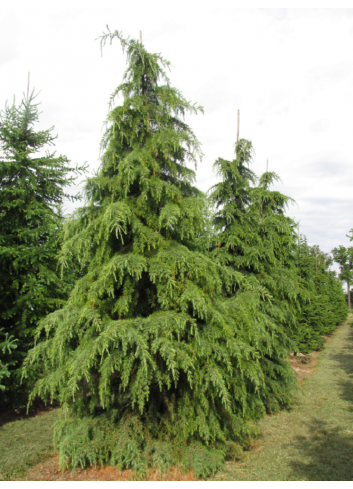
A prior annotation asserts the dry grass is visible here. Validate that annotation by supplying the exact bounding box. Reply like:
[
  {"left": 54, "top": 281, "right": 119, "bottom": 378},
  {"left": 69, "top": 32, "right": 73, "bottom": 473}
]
[{"left": 23, "top": 455, "right": 197, "bottom": 481}]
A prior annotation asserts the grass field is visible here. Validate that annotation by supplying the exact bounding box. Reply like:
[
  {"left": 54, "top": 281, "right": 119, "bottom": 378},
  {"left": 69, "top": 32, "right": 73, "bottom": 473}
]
[
  {"left": 1, "top": 316, "right": 352, "bottom": 481},
  {"left": 213, "top": 316, "right": 353, "bottom": 481},
  {"left": 0, "top": 408, "right": 58, "bottom": 480}
]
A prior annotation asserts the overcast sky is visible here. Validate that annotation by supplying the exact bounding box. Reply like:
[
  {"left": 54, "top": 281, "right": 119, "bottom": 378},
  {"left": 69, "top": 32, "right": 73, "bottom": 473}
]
[{"left": 2, "top": 5, "right": 353, "bottom": 271}]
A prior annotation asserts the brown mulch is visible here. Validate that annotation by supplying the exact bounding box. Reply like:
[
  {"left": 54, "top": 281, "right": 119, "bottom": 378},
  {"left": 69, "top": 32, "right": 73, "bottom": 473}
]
[
  {"left": 23, "top": 454, "right": 197, "bottom": 481},
  {"left": 289, "top": 351, "right": 319, "bottom": 383}
]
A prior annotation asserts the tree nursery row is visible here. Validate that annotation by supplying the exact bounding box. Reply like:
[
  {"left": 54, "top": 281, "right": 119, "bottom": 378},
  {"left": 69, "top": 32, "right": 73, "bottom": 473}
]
[{"left": 0, "top": 30, "right": 348, "bottom": 478}]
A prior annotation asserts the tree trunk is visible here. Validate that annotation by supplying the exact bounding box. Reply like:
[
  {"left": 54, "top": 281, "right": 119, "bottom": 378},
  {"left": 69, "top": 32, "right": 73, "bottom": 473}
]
[{"left": 347, "top": 281, "right": 351, "bottom": 310}]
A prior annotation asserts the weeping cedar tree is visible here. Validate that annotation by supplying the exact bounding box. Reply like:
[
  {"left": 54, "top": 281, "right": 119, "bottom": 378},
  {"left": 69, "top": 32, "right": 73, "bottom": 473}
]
[
  {"left": 209, "top": 140, "right": 299, "bottom": 409},
  {"left": 0, "top": 91, "right": 84, "bottom": 405},
  {"left": 209, "top": 141, "right": 347, "bottom": 358},
  {"left": 294, "top": 238, "right": 347, "bottom": 353},
  {"left": 23, "top": 33, "right": 347, "bottom": 477},
  {"left": 24, "top": 31, "right": 298, "bottom": 478},
  {"left": 209, "top": 139, "right": 301, "bottom": 319}
]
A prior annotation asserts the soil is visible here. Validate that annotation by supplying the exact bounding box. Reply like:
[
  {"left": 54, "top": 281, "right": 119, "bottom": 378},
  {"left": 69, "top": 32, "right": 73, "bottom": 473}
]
[
  {"left": 289, "top": 351, "right": 320, "bottom": 383},
  {"left": 23, "top": 455, "right": 197, "bottom": 481},
  {"left": 288, "top": 322, "right": 346, "bottom": 384}
]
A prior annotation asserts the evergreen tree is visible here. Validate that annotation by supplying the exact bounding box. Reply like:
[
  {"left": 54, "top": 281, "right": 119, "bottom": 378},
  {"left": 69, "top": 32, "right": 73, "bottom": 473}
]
[
  {"left": 23, "top": 32, "right": 302, "bottom": 478},
  {"left": 22, "top": 32, "right": 348, "bottom": 476},
  {"left": 296, "top": 239, "right": 347, "bottom": 352},
  {"left": 209, "top": 139, "right": 347, "bottom": 358},
  {"left": 22, "top": 31, "right": 223, "bottom": 477},
  {"left": 209, "top": 140, "right": 298, "bottom": 413},
  {"left": 0, "top": 90, "right": 84, "bottom": 405}
]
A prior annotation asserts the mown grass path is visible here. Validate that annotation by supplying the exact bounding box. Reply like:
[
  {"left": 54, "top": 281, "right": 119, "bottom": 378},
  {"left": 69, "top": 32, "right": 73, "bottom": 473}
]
[
  {"left": 214, "top": 316, "right": 353, "bottom": 481},
  {"left": 0, "top": 408, "right": 58, "bottom": 480}
]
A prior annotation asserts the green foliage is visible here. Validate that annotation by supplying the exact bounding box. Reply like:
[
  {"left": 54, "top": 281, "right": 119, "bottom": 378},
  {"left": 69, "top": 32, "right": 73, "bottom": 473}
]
[
  {"left": 0, "top": 328, "right": 18, "bottom": 391},
  {"left": 295, "top": 240, "right": 347, "bottom": 353},
  {"left": 209, "top": 139, "right": 300, "bottom": 405},
  {"left": 53, "top": 410, "right": 229, "bottom": 478},
  {"left": 0, "top": 90, "right": 84, "bottom": 405},
  {"left": 209, "top": 140, "right": 347, "bottom": 358},
  {"left": 23, "top": 31, "right": 297, "bottom": 478}
]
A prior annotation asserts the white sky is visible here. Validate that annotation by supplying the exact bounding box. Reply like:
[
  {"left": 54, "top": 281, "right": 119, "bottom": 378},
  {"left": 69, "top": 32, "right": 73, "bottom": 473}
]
[{"left": 2, "top": 4, "right": 353, "bottom": 273}]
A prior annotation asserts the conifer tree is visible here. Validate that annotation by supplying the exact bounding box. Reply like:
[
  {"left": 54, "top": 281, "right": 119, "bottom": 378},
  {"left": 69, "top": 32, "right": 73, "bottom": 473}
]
[
  {"left": 0, "top": 90, "right": 83, "bottom": 404},
  {"left": 23, "top": 32, "right": 348, "bottom": 476},
  {"left": 209, "top": 140, "right": 298, "bottom": 413},
  {"left": 22, "top": 31, "right": 234, "bottom": 476},
  {"left": 24, "top": 31, "right": 305, "bottom": 478},
  {"left": 250, "top": 169, "right": 301, "bottom": 340},
  {"left": 295, "top": 239, "right": 347, "bottom": 352},
  {"left": 211, "top": 140, "right": 346, "bottom": 353},
  {"left": 209, "top": 139, "right": 347, "bottom": 357}
]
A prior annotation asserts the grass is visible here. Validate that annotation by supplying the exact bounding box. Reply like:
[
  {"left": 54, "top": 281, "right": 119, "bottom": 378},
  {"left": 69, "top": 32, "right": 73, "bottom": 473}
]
[
  {"left": 0, "top": 408, "right": 58, "bottom": 480},
  {"left": 213, "top": 315, "right": 353, "bottom": 481}
]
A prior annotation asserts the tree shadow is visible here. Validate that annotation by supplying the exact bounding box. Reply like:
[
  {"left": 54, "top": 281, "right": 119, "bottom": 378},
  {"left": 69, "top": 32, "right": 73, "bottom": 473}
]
[
  {"left": 0, "top": 399, "right": 59, "bottom": 427},
  {"left": 287, "top": 418, "right": 353, "bottom": 481},
  {"left": 330, "top": 325, "right": 353, "bottom": 404},
  {"left": 286, "top": 326, "right": 353, "bottom": 481}
]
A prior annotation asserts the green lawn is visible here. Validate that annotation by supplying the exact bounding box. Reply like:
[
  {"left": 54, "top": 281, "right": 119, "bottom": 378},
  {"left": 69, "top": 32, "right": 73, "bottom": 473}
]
[
  {"left": 213, "top": 316, "right": 353, "bottom": 481},
  {"left": 0, "top": 408, "right": 58, "bottom": 480}
]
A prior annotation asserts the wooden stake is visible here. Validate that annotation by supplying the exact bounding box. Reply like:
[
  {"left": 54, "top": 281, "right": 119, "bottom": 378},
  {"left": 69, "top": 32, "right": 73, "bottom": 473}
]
[
  {"left": 297, "top": 222, "right": 301, "bottom": 277},
  {"left": 140, "top": 31, "right": 142, "bottom": 44},
  {"left": 266, "top": 159, "right": 268, "bottom": 172},
  {"left": 316, "top": 245, "right": 318, "bottom": 275},
  {"left": 237, "top": 109, "right": 240, "bottom": 143},
  {"left": 27, "top": 72, "right": 30, "bottom": 101},
  {"left": 297, "top": 222, "right": 300, "bottom": 254}
]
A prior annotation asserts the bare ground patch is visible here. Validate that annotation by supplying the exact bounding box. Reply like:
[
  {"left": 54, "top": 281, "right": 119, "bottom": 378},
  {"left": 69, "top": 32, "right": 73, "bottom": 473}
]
[
  {"left": 23, "top": 454, "right": 197, "bottom": 481},
  {"left": 289, "top": 319, "right": 350, "bottom": 384}
]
